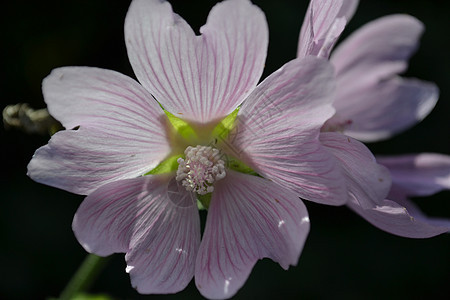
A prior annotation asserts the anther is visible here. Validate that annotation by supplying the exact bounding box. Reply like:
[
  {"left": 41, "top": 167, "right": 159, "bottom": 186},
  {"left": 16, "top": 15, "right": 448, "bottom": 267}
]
[{"left": 176, "top": 145, "right": 226, "bottom": 195}]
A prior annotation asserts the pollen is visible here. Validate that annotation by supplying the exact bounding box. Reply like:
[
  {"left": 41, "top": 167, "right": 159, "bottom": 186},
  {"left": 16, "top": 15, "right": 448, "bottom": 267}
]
[{"left": 176, "top": 145, "right": 226, "bottom": 195}]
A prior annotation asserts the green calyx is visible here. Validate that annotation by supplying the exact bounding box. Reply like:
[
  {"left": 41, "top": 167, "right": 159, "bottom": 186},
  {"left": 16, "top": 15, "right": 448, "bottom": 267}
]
[
  {"left": 144, "top": 154, "right": 182, "bottom": 176},
  {"left": 144, "top": 107, "right": 259, "bottom": 210},
  {"left": 164, "top": 110, "right": 198, "bottom": 141},
  {"left": 227, "top": 157, "right": 259, "bottom": 177},
  {"left": 197, "top": 193, "right": 212, "bottom": 210},
  {"left": 211, "top": 107, "right": 239, "bottom": 141}
]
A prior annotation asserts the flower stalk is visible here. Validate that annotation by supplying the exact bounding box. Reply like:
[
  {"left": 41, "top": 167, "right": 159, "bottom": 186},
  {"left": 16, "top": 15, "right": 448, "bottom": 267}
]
[{"left": 59, "top": 254, "right": 110, "bottom": 300}]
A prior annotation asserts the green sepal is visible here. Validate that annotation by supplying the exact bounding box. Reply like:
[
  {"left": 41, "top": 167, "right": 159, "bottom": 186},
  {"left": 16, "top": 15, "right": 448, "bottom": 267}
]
[
  {"left": 211, "top": 107, "right": 239, "bottom": 140},
  {"left": 197, "top": 193, "right": 212, "bottom": 210},
  {"left": 197, "top": 199, "right": 206, "bottom": 210},
  {"left": 144, "top": 154, "right": 183, "bottom": 175},
  {"left": 227, "top": 157, "right": 259, "bottom": 177},
  {"left": 164, "top": 110, "right": 197, "bottom": 141}
]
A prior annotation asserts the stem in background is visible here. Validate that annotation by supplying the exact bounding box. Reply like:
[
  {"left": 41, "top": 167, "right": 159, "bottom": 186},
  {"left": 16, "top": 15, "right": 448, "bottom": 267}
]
[{"left": 59, "top": 253, "right": 110, "bottom": 300}]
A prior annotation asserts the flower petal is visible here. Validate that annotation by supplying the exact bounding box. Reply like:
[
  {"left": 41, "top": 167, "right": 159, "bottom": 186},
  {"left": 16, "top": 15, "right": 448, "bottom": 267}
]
[
  {"left": 331, "top": 14, "right": 424, "bottom": 93},
  {"left": 320, "top": 132, "right": 391, "bottom": 208},
  {"left": 348, "top": 153, "right": 450, "bottom": 238},
  {"left": 298, "top": 0, "right": 358, "bottom": 59},
  {"left": 28, "top": 67, "right": 171, "bottom": 195},
  {"left": 195, "top": 170, "right": 309, "bottom": 299},
  {"left": 339, "top": 0, "right": 359, "bottom": 21},
  {"left": 332, "top": 77, "right": 439, "bottom": 142},
  {"left": 73, "top": 176, "right": 200, "bottom": 294},
  {"left": 125, "top": 0, "right": 268, "bottom": 124},
  {"left": 224, "top": 57, "right": 346, "bottom": 205},
  {"left": 42, "top": 67, "right": 168, "bottom": 135},
  {"left": 377, "top": 153, "right": 450, "bottom": 197},
  {"left": 348, "top": 197, "right": 450, "bottom": 238}
]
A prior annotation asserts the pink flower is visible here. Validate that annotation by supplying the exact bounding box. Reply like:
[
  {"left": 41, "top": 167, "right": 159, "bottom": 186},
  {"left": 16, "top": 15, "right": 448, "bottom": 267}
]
[
  {"left": 297, "top": 0, "right": 449, "bottom": 237},
  {"left": 366, "top": 154, "right": 450, "bottom": 237},
  {"left": 27, "top": 0, "right": 351, "bottom": 298}
]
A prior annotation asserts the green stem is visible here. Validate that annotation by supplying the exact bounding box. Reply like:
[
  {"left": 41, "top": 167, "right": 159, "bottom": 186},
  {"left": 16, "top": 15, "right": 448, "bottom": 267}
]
[{"left": 59, "top": 254, "right": 110, "bottom": 300}]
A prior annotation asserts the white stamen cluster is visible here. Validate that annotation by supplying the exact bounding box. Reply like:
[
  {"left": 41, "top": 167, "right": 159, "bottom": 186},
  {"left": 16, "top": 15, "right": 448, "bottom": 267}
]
[{"left": 176, "top": 145, "right": 226, "bottom": 195}]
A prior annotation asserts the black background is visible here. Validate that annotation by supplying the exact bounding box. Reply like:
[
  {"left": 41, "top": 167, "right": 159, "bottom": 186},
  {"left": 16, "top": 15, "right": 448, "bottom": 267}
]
[{"left": 1, "top": 0, "right": 449, "bottom": 299}]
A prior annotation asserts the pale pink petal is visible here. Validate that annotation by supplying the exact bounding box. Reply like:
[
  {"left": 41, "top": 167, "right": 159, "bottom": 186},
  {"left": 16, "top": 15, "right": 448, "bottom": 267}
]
[
  {"left": 348, "top": 196, "right": 450, "bottom": 238},
  {"left": 320, "top": 132, "right": 391, "bottom": 208},
  {"left": 195, "top": 170, "right": 309, "bottom": 299},
  {"left": 393, "top": 189, "right": 450, "bottom": 228},
  {"left": 224, "top": 57, "right": 346, "bottom": 205},
  {"left": 347, "top": 153, "right": 450, "bottom": 238},
  {"left": 28, "top": 130, "right": 159, "bottom": 195},
  {"left": 298, "top": 0, "right": 357, "bottom": 59},
  {"left": 331, "top": 15, "right": 424, "bottom": 95},
  {"left": 328, "top": 15, "right": 433, "bottom": 142},
  {"left": 42, "top": 67, "right": 168, "bottom": 135},
  {"left": 73, "top": 176, "right": 200, "bottom": 294},
  {"left": 331, "top": 77, "right": 438, "bottom": 142},
  {"left": 125, "top": 0, "right": 268, "bottom": 124},
  {"left": 27, "top": 67, "right": 171, "bottom": 195},
  {"left": 392, "top": 192, "right": 450, "bottom": 234},
  {"left": 339, "top": 0, "right": 359, "bottom": 21},
  {"left": 377, "top": 153, "right": 450, "bottom": 197}
]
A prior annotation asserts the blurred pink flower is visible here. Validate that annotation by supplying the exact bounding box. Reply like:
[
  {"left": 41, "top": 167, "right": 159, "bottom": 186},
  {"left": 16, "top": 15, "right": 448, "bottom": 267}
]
[
  {"left": 297, "top": 0, "right": 449, "bottom": 237},
  {"left": 366, "top": 154, "right": 450, "bottom": 237},
  {"left": 27, "top": 0, "right": 364, "bottom": 298}
]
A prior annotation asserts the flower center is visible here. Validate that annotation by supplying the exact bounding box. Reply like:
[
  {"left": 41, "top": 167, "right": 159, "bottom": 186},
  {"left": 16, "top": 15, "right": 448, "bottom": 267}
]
[{"left": 176, "top": 145, "right": 226, "bottom": 195}]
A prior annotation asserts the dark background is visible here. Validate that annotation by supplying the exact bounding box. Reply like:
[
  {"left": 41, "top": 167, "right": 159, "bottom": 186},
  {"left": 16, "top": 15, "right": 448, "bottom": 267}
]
[{"left": 1, "top": 0, "right": 449, "bottom": 299}]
